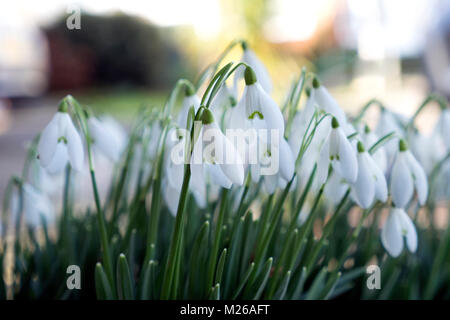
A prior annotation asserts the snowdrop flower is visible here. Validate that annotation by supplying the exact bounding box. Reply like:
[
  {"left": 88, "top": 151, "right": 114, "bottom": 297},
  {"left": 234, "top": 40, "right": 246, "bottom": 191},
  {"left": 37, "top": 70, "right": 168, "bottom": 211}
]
[
  {"left": 359, "top": 125, "right": 388, "bottom": 174},
  {"left": 390, "top": 139, "right": 428, "bottom": 208},
  {"left": 381, "top": 208, "right": 417, "bottom": 257},
  {"left": 317, "top": 117, "right": 358, "bottom": 186},
  {"left": 11, "top": 183, "right": 54, "bottom": 228},
  {"left": 37, "top": 103, "right": 84, "bottom": 174},
  {"left": 324, "top": 171, "right": 349, "bottom": 205},
  {"left": 88, "top": 116, "right": 126, "bottom": 162},
  {"left": 409, "top": 130, "right": 445, "bottom": 174},
  {"left": 177, "top": 85, "right": 201, "bottom": 129},
  {"left": 375, "top": 109, "right": 404, "bottom": 165},
  {"left": 230, "top": 67, "right": 284, "bottom": 135},
  {"left": 351, "top": 141, "right": 388, "bottom": 208},
  {"left": 311, "top": 78, "right": 347, "bottom": 129},
  {"left": 191, "top": 109, "right": 245, "bottom": 192},
  {"left": 238, "top": 41, "right": 272, "bottom": 93},
  {"left": 251, "top": 137, "right": 295, "bottom": 194}
]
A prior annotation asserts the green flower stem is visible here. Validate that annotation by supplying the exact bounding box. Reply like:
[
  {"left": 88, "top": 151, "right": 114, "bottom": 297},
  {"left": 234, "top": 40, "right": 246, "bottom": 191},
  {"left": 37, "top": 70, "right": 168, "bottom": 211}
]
[
  {"left": 205, "top": 188, "right": 229, "bottom": 295},
  {"left": 62, "top": 165, "right": 75, "bottom": 264},
  {"left": 66, "top": 95, "right": 115, "bottom": 293},
  {"left": 160, "top": 164, "right": 191, "bottom": 299},
  {"left": 144, "top": 124, "right": 169, "bottom": 262},
  {"left": 285, "top": 67, "right": 307, "bottom": 137},
  {"left": 353, "top": 98, "right": 385, "bottom": 124},
  {"left": 163, "top": 79, "right": 196, "bottom": 118},
  {"left": 408, "top": 93, "right": 448, "bottom": 129},
  {"left": 195, "top": 39, "right": 244, "bottom": 88}
]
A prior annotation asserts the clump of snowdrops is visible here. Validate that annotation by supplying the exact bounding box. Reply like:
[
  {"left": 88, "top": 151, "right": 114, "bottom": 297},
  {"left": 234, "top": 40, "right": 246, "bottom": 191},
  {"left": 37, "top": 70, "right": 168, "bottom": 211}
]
[{"left": 1, "top": 40, "right": 449, "bottom": 300}]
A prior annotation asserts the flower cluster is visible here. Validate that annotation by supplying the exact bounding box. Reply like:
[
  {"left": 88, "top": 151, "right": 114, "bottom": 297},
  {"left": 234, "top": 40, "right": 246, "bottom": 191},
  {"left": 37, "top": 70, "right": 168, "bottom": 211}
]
[{"left": 4, "top": 40, "right": 449, "bottom": 301}]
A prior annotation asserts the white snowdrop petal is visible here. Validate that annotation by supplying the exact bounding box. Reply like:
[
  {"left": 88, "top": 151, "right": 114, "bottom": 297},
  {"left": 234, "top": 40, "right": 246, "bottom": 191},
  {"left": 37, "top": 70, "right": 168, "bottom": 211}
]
[
  {"left": 162, "top": 180, "right": 179, "bottom": 217},
  {"left": 207, "top": 164, "right": 233, "bottom": 189},
  {"left": 251, "top": 163, "right": 260, "bottom": 183},
  {"left": 242, "top": 49, "right": 272, "bottom": 93},
  {"left": 390, "top": 153, "right": 414, "bottom": 208},
  {"left": 228, "top": 99, "right": 248, "bottom": 130},
  {"left": 45, "top": 143, "right": 69, "bottom": 175},
  {"left": 178, "top": 95, "right": 201, "bottom": 129},
  {"left": 313, "top": 86, "right": 346, "bottom": 126},
  {"left": 336, "top": 129, "right": 358, "bottom": 183},
  {"left": 37, "top": 113, "right": 61, "bottom": 167},
  {"left": 264, "top": 174, "right": 278, "bottom": 194},
  {"left": 366, "top": 154, "right": 388, "bottom": 202},
  {"left": 279, "top": 138, "right": 295, "bottom": 181},
  {"left": 189, "top": 136, "right": 206, "bottom": 196},
  {"left": 255, "top": 84, "right": 285, "bottom": 134},
  {"left": 405, "top": 151, "right": 428, "bottom": 205},
  {"left": 397, "top": 208, "right": 418, "bottom": 253},
  {"left": 64, "top": 117, "right": 84, "bottom": 171},
  {"left": 324, "top": 171, "right": 348, "bottom": 204},
  {"left": 316, "top": 139, "right": 330, "bottom": 186},
  {"left": 353, "top": 153, "right": 375, "bottom": 208},
  {"left": 381, "top": 210, "right": 404, "bottom": 257},
  {"left": 88, "top": 118, "right": 119, "bottom": 162}
]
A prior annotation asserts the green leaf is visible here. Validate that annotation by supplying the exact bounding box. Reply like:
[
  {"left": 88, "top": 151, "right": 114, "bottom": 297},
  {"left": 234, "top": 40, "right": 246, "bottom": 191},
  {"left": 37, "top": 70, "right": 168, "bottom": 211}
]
[
  {"left": 215, "top": 248, "right": 227, "bottom": 285},
  {"left": 140, "top": 260, "right": 156, "bottom": 300},
  {"left": 95, "top": 263, "right": 114, "bottom": 300},
  {"left": 116, "top": 253, "right": 134, "bottom": 300}
]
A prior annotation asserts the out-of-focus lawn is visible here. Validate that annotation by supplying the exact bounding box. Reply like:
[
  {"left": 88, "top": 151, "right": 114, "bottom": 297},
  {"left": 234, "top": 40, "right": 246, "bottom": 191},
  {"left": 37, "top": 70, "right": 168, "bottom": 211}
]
[{"left": 63, "top": 88, "right": 169, "bottom": 122}]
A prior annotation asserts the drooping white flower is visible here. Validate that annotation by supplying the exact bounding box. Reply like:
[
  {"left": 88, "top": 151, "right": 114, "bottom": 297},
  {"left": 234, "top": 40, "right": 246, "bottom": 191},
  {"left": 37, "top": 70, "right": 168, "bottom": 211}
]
[
  {"left": 11, "top": 183, "right": 54, "bottom": 228},
  {"left": 359, "top": 124, "right": 388, "bottom": 174},
  {"left": 88, "top": 116, "right": 126, "bottom": 162},
  {"left": 238, "top": 41, "right": 272, "bottom": 93},
  {"left": 311, "top": 78, "right": 347, "bottom": 128},
  {"left": 177, "top": 86, "right": 201, "bottom": 129},
  {"left": 317, "top": 117, "right": 358, "bottom": 186},
  {"left": 251, "top": 136, "right": 295, "bottom": 194},
  {"left": 390, "top": 139, "right": 428, "bottom": 208},
  {"left": 375, "top": 109, "right": 404, "bottom": 165},
  {"left": 37, "top": 106, "right": 84, "bottom": 174},
  {"left": 381, "top": 208, "right": 417, "bottom": 257},
  {"left": 163, "top": 128, "right": 208, "bottom": 211},
  {"left": 351, "top": 141, "right": 388, "bottom": 208},
  {"left": 230, "top": 67, "right": 284, "bottom": 135},
  {"left": 191, "top": 109, "right": 245, "bottom": 191},
  {"left": 409, "top": 130, "right": 445, "bottom": 174},
  {"left": 324, "top": 171, "right": 348, "bottom": 205}
]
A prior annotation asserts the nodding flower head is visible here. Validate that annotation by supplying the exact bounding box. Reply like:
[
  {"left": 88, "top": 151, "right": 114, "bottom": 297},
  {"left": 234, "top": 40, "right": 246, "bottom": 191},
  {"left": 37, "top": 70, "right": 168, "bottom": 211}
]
[
  {"left": 232, "top": 66, "right": 284, "bottom": 134},
  {"left": 311, "top": 77, "right": 347, "bottom": 127},
  {"left": 177, "top": 85, "right": 201, "bottom": 129},
  {"left": 88, "top": 116, "right": 126, "bottom": 163},
  {"left": 316, "top": 117, "right": 358, "bottom": 186},
  {"left": 390, "top": 139, "right": 428, "bottom": 208},
  {"left": 239, "top": 41, "right": 272, "bottom": 93},
  {"left": 381, "top": 208, "right": 417, "bottom": 257},
  {"left": 191, "top": 108, "right": 245, "bottom": 191},
  {"left": 37, "top": 102, "right": 84, "bottom": 174},
  {"left": 351, "top": 141, "right": 388, "bottom": 208}
]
